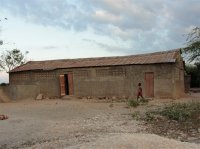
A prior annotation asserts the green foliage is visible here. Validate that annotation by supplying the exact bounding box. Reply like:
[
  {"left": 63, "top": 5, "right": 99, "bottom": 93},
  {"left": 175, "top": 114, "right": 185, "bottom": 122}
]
[
  {"left": 0, "top": 49, "right": 28, "bottom": 72},
  {"left": 183, "top": 27, "right": 200, "bottom": 62},
  {"left": 159, "top": 102, "right": 200, "bottom": 122},
  {"left": 132, "top": 111, "right": 140, "bottom": 119},
  {"left": 141, "top": 102, "right": 200, "bottom": 123},
  {"left": 145, "top": 112, "right": 155, "bottom": 121},
  {"left": 185, "top": 63, "right": 200, "bottom": 87},
  {"left": 127, "top": 99, "right": 140, "bottom": 108}
]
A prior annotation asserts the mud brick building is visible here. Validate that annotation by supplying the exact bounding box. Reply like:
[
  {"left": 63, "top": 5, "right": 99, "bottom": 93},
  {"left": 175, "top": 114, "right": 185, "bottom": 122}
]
[{"left": 8, "top": 49, "right": 185, "bottom": 100}]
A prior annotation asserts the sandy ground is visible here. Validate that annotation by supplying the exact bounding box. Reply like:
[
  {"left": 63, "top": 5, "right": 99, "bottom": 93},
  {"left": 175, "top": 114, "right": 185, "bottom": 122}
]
[{"left": 0, "top": 96, "right": 200, "bottom": 149}]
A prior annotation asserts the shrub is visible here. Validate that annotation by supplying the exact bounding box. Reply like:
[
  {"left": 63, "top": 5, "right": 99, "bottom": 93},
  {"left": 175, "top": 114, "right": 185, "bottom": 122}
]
[
  {"left": 132, "top": 111, "right": 140, "bottom": 119},
  {"left": 159, "top": 102, "right": 200, "bottom": 122},
  {"left": 128, "top": 99, "right": 139, "bottom": 108},
  {"left": 145, "top": 112, "right": 155, "bottom": 121}
]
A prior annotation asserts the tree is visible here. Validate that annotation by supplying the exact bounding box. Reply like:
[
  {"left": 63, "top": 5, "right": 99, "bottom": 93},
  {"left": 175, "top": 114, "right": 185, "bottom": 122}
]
[
  {"left": 185, "top": 63, "right": 200, "bottom": 87},
  {"left": 0, "top": 49, "right": 28, "bottom": 72},
  {"left": 183, "top": 27, "right": 200, "bottom": 62}
]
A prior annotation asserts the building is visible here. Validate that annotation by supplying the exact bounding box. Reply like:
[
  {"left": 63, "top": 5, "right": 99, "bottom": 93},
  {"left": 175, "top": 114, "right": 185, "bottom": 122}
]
[{"left": 7, "top": 49, "right": 185, "bottom": 100}]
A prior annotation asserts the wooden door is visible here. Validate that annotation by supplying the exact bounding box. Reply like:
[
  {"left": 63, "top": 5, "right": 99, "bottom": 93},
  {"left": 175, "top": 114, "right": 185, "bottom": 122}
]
[
  {"left": 59, "top": 75, "right": 66, "bottom": 96},
  {"left": 145, "top": 72, "right": 154, "bottom": 97},
  {"left": 67, "top": 72, "right": 74, "bottom": 95}
]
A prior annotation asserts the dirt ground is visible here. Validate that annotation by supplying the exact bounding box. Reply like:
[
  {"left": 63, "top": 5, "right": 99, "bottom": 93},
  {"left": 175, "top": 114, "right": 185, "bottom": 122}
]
[{"left": 0, "top": 94, "right": 200, "bottom": 149}]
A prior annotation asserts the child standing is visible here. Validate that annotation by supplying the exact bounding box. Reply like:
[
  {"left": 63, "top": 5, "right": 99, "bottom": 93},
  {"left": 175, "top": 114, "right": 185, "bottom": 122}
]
[{"left": 137, "top": 83, "right": 144, "bottom": 100}]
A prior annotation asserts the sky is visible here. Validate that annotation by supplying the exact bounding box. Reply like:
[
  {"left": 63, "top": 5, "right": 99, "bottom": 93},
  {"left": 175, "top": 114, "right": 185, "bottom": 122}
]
[{"left": 0, "top": 0, "right": 200, "bottom": 83}]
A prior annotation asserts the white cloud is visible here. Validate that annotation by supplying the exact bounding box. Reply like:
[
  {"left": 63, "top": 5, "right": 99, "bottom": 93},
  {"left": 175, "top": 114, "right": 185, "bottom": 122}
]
[
  {"left": 93, "top": 10, "right": 122, "bottom": 24},
  {"left": 0, "top": 0, "right": 200, "bottom": 58}
]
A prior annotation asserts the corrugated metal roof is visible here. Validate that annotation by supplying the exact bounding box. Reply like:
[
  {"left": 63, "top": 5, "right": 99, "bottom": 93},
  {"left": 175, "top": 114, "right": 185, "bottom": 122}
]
[{"left": 10, "top": 49, "right": 180, "bottom": 73}]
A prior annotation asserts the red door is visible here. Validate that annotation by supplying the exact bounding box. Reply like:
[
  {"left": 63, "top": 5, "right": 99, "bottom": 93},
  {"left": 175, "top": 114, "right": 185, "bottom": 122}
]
[
  {"left": 67, "top": 72, "right": 74, "bottom": 95},
  {"left": 145, "top": 72, "right": 154, "bottom": 97},
  {"left": 59, "top": 75, "right": 66, "bottom": 96}
]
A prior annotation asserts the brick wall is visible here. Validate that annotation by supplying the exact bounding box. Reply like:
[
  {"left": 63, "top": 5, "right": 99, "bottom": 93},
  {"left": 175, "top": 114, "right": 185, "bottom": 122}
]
[{"left": 9, "top": 62, "right": 185, "bottom": 99}]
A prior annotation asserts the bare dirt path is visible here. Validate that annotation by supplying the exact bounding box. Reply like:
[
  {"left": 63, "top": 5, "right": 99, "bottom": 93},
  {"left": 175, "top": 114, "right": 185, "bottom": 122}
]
[{"left": 0, "top": 99, "right": 199, "bottom": 149}]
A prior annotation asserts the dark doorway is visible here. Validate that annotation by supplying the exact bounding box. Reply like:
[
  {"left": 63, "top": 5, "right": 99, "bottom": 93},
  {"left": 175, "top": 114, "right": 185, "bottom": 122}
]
[
  {"left": 64, "top": 74, "right": 69, "bottom": 95},
  {"left": 59, "top": 72, "right": 74, "bottom": 96}
]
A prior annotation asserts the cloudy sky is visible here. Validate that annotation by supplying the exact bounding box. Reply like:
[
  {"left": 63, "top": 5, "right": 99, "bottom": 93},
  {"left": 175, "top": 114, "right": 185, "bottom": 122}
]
[{"left": 0, "top": 0, "right": 200, "bottom": 83}]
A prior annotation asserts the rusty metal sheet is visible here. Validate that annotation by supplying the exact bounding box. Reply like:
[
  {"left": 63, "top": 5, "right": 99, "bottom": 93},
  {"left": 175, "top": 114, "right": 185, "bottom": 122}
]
[{"left": 10, "top": 49, "right": 180, "bottom": 72}]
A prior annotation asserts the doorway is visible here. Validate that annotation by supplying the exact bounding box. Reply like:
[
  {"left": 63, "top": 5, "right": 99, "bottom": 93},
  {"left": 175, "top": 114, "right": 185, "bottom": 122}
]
[
  {"left": 64, "top": 74, "right": 69, "bottom": 95},
  {"left": 145, "top": 72, "right": 154, "bottom": 97},
  {"left": 59, "top": 72, "right": 73, "bottom": 96}
]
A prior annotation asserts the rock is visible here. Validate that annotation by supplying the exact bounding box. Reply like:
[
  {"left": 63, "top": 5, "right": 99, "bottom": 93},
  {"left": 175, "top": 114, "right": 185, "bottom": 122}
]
[
  {"left": 87, "top": 96, "right": 92, "bottom": 99},
  {"left": 112, "top": 96, "right": 117, "bottom": 100},
  {"left": 0, "top": 114, "right": 8, "bottom": 120},
  {"left": 36, "top": 94, "right": 43, "bottom": 100},
  {"left": 106, "top": 96, "right": 110, "bottom": 100},
  {"left": 43, "top": 95, "right": 49, "bottom": 99}
]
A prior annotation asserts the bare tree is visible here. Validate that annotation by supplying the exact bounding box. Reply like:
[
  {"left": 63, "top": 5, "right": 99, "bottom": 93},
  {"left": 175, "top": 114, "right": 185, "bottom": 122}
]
[
  {"left": 183, "top": 27, "right": 200, "bottom": 62},
  {"left": 0, "top": 49, "right": 28, "bottom": 72}
]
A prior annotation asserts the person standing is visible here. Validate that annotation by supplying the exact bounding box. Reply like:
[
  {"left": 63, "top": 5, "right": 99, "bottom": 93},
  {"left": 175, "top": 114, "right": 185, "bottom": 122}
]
[{"left": 137, "top": 83, "right": 144, "bottom": 100}]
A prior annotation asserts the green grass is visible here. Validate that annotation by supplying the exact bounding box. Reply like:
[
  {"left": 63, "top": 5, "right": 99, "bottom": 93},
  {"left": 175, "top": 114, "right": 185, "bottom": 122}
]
[
  {"left": 141, "top": 102, "right": 200, "bottom": 122},
  {"left": 130, "top": 102, "right": 200, "bottom": 123},
  {"left": 132, "top": 111, "right": 140, "bottom": 119},
  {"left": 159, "top": 102, "right": 200, "bottom": 122},
  {"left": 127, "top": 99, "right": 140, "bottom": 108}
]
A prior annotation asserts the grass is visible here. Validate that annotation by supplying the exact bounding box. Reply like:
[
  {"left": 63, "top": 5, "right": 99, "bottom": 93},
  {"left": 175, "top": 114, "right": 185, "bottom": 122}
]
[
  {"left": 159, "top": 102, "right": 200, "bottom": 122},
  {"left": 127, "top": 99, "right": 140, "bottom": 108},
  {"left": 131, "top": 101, "right": 200, "bottom": 143},
  {"left": 131, "top": 102, "right": 200, "bottom": 122},
  {"left": 127, "top": 98, "right": 149, "bottom": 109},
  {"left": 132, "top": 111, "right": 140, "bottom": 119}
]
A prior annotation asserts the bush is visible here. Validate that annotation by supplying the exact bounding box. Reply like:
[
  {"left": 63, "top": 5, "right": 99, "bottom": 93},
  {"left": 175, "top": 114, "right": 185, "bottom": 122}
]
[
  {"left": 132, "top": 111, "right": 140, "bottom": 119},
  {"left": 145, "top": 112, "right": 155, "bottom": 121},
  {"left": 159, "top": 102, "right": 200, "bottom": 122},
  {"left": 127, "top": 99, "right": 139, "bottom": 108}
]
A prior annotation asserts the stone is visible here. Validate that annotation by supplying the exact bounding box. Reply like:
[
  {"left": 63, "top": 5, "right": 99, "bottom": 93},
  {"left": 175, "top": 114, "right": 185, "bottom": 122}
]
[
  {"left": 0, "top": 114, "right": 8, "bottom": 120},
  {"left": 87, "top": 96, "right": 92, "bottom": 99},
  {"left": 112, "top": 96, "right": 117, "bottom": 100},
  {"left": 36, "top": 94, "right": 43, "bottom": 100},
  {"left": 43, "top": 95, "right": 49, "bottom": 99}
]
